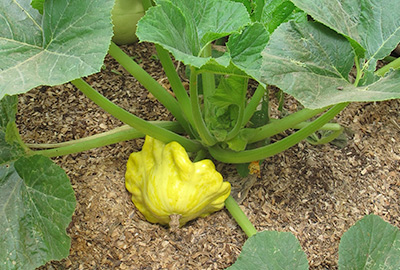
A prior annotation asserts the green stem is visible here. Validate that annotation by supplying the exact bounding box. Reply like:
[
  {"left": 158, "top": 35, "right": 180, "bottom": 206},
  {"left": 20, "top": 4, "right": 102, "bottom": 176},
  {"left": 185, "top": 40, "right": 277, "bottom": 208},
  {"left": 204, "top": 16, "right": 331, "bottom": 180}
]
[
  {"left": 201, "top": 43, "right": 215, "bottom": 114},
  {"left": 108, "top": 42, "right": 191, "bottom": 134},
  {"left": 243, "top": 84, "right": 267, "bottom": 125},
  {"left": 225, "top": 104, "right": 245, "bottom": 141},
  {"left": 246, "top": 107, "right": 327, "bottom": 144},
  {"left": 225, "top": 195, "right": 257, "bottom": 238},
  {"left": 155, "top": 44, "right": 194, "bottom": 127},
  {"left": 354, "top": 56, "right": 363, "bottom": 86},
  {"left": 193, "top": 149, "right": 207, "bottom": 162},
  {"left": 200, "top": 43, "right": 219, "bottom": 142},
  {"left": 28, "top": 122, "right": 183, "bottom": 158},
  {"left": 209, "top": 103, "right": 348, "bottom": 163},
  {"left": 189, "top": 67, "right": 217, "bottom": 146},
  {"left": 375, "top": 56, "right": 400, "bottom": 77},
  {"left": 141, "top": 0, "right": 153, "bottom": 11},
  {"left": 71, "top": 78, "right": 201, "bottom": 152},
  {"left": 292, "top": 122, "right": 342, "bottom": 131},
  {"left": 306, "top": 126, "right": 344, "bottom": 145}
]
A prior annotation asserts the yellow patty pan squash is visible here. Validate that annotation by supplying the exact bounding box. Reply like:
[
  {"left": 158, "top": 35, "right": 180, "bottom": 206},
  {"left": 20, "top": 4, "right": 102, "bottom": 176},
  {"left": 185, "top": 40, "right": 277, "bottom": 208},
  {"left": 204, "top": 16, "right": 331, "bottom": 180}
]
[{"left": 125, "top": 136, "right": 231, "bottom": 227}]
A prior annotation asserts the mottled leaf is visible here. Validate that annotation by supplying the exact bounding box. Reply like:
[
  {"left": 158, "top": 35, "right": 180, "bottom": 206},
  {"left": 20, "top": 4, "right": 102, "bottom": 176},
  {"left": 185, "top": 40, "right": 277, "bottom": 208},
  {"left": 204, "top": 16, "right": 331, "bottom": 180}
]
[
  {"left": 291, "top": 0, "right": 400, "bottom": 72},
  {"left": 0, "top": 156, "right": 76, "bottom": 270},
  {"left": 137, "top": 0, "right": 250, "bottom": 68},
  {"left": 0, "top": 0, "right": 114, "bottom": 99},
  {"left": 339, "top": 215, "right": 400, "bottom": 269},
  {"left": 227, "top": 231, "right": 308, "bottom": 270},
  {"left": 252, "top": 0, "right": 306, "bottom": 33}
]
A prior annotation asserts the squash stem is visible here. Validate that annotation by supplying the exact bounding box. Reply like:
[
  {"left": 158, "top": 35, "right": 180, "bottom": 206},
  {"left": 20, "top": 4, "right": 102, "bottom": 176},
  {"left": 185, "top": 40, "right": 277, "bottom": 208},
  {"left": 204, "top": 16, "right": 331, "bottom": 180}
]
[
  {"left": 225, "top": 195, "right": 257, "bottom": 238},
  {"left": 71, "top": 78, "right": 201, "bottom": 152},
  {"left": 209, "top": 103, "right": 348, "bottom": 163},
  {"left": 108, "top": 42, "right": 192, "bottom": 135},
  {"left": 246, "top": 107, "right": 327, "bottom": 144},
  {"left": 375, "top": 56, "right": 400, "bottom": 77},
  {"left": 243, "top": 84, "right": 267, "bottom": 125},
  {"left": 30, "top": 122, "right": 183, "bottom": 157},
  {"left": 189, "top": 67, "right": 217, "bottom": 146},
  {"left": 155, "top": 44, "right": 194, "bottom": 127}
]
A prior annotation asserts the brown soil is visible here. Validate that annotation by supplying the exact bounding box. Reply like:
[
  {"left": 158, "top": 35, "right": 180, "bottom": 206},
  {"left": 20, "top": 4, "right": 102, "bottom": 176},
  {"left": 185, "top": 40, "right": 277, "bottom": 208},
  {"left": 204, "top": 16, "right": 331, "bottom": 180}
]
[{"left": 17, "top": 43, "right": 400, "bottom": 270}]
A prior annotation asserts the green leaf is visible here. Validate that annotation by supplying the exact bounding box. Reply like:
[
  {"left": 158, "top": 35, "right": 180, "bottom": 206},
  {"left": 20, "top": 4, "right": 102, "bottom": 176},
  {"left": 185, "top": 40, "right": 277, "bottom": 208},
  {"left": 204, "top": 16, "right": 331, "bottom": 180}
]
[
  {"left": 0, "top": 0, "right": 114, "bottom": 99},
  {"left": 0, "top": 96, "right": 26, "bottom": 163},
  {"left": 259, "top": 21, "right": 355, "bottom": 108},
  {"left": 0, "top": 95, "right": 76, "bottom": 269},
  {"left": 205, "top": 76, "right": 247, "bottom": 141},
  {"left": 137, "top": 0, "right": 251, "bottom": 68},
  {"left": 0, "top": 95, "right": 18, "bottom": 129},
  {"left": 338, "top": 215, "right": 400, "bottom": 269},
  {"left": 257, "top": 21, "right": 394, "bottom": 108},
  {"left": 228, "top": 22, "right": 270, "bottom": 82},
  {"left": 31, "top": 0, "right": 45, "bottom": 14},
  {"left": 227, "top": 231, "right": 309, "bottom": 270},
  {"left": 252, "top": 0, "right": 307, "bottom": 33},
  {"left": 290, "top": 0, "right": 400, "bottom": 72},
  {"left": 230, "top": 0, "right": 254, "bottom": 14},
  {"left": 0, "top": 155, "right": 76, "bottom": 270}
]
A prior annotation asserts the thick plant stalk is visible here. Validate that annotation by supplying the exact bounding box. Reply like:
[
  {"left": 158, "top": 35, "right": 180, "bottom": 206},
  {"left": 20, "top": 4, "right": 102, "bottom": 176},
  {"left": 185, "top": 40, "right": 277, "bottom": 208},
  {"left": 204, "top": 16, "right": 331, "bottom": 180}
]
[
  {"left": 189, "top": 67, "right": 217, "bottom": 146},
  {"left": 246, "top": 107, "right": 327, "bottom": 144},
  {"left": 32, "top": 122, "right": 183, "bottom": 157},
  {"left": 209, "top": 103, "right": 348, "bottom": 163},
  {"left": 155, "top": 44, "right": 194, "bottom": 127},
  {"left": 71, "top": 78, "right": 201, "bottom": 152},
  {"left": 225, "top": 195, "right": 257, "bottom": 238},
  {"left": 108, "top": 42, "right": 192, "bottom": 134},
  {"left": 243, "top": 84, "right": 267, "bottom": 124}
]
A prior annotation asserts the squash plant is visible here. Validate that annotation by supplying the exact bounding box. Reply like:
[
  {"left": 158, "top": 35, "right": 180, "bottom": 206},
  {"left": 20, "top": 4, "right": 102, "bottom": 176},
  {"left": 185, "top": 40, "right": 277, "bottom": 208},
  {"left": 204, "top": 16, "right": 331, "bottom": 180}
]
[{"left": 1, "top": 0, "right": 400, "bottom": 269}]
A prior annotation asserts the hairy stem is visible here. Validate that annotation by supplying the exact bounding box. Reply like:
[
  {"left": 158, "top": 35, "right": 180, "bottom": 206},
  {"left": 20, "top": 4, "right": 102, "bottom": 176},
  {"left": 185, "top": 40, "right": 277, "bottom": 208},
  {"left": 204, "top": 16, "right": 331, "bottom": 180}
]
[
  {"left": 375, "top": 56, "right": 400, "bottom": 77},
  {"left": 243, "top": 84, "right": 267, "bottom": 125}
]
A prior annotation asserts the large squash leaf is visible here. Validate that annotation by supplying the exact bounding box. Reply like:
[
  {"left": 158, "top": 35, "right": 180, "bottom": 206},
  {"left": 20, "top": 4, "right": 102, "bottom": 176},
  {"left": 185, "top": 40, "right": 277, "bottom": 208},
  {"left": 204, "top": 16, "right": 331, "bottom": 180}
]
[
  {"left": 136, "top": 0, "right": 250, "bottom": 68},
  {"left": 0, "top": 0, "right": 114, "bottom": 99},
  {"left": 0, "top": 95, "right": 76, "bottom": 270},
  {"left": 257, "top": 20, "right": 400, "bottom": 108},
  {"left": 227, "top": 231, "right": 308, "bottom": 270},
  {"left": 339, "top": 215, "right": 400, "bottom": 269},
  {"left": 290, "top": 0, "right": 400, "bottom": 69}
]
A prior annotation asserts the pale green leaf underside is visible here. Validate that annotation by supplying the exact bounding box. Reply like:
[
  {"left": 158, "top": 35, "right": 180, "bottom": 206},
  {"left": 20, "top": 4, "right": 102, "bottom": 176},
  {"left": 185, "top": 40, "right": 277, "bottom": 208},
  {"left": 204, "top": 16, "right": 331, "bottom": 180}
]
[
  {"left": 227, "top": 231, "right": 308, "bottom": 269},
  {"left": 137, "top": 0, "right": 251, "bottom": 68},
  {"left": 259, "top": 21, "right": 400, "bottom": 108},
  {"left": 0, "top": 0, "right": 114, "bottom": 99},
  {"left": 291, "top": 0, "right": 400, "bottom": 69},
  {"left": 0, "top": 155, "right": 76, "bottom": 270},
  {"left": 338, "top": 215, "right": 400, "bottom": 269}
]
